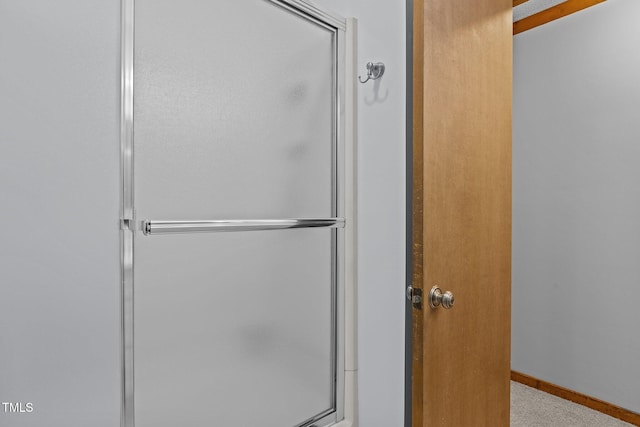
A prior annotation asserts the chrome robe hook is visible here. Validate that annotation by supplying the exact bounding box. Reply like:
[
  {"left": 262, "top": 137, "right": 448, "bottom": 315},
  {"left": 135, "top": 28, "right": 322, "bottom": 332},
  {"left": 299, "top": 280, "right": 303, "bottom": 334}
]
[{"left": 359, "top": 62, "right": 385, "bottom": 83}]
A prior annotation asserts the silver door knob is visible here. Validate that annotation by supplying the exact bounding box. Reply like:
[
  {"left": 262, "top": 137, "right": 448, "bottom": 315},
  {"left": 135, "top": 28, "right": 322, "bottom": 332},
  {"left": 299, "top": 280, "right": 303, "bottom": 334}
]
[{"left": 429, "top": 286, "right": 454, "bottom": 309}]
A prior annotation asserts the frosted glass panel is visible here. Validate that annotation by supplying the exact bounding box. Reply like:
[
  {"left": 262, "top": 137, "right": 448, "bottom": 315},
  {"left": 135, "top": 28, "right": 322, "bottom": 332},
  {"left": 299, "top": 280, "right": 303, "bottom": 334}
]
[
  {"left": 133, "top": 229, "right": 334, "bottom": 427},
  {"left": 134, "top": 0, "right": 335, "bottom": 220},
  {"left": 130, "top": 1, "right": 341, "bottom": 426}
]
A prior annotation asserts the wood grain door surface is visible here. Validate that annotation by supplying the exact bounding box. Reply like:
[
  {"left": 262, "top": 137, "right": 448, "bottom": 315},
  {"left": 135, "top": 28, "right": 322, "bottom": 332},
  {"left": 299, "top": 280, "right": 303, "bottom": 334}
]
[{"left": 411, "top": 0, "right": 513, "bottom": 425}]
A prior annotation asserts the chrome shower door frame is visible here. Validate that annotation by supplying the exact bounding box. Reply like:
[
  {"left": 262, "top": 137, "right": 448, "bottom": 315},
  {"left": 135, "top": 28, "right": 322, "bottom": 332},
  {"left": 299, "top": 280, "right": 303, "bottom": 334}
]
[{"left": 120, "top": 1, "right": 348, "bottom": 426}]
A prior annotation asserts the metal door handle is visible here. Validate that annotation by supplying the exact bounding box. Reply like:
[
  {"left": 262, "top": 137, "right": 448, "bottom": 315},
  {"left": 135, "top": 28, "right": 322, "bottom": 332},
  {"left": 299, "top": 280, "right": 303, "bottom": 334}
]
[
  {"left": 142, "top": 218, "right": 345, "bottom": 235},
  {"left": 429, "top": 286, "right": 454, "bottom": 309}
]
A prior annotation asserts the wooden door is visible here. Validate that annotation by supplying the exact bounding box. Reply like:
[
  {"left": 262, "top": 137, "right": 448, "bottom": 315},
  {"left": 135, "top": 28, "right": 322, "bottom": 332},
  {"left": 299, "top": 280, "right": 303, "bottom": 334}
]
[{"left": 411, "top": 0, "right": 512, "bottom": 426}]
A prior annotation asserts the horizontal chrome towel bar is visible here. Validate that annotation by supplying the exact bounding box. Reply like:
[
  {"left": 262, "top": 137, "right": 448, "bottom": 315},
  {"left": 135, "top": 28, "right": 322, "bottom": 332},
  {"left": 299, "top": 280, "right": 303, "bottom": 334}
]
[{"left": 142, "top": 218, "right": 345, "bottom": 235}]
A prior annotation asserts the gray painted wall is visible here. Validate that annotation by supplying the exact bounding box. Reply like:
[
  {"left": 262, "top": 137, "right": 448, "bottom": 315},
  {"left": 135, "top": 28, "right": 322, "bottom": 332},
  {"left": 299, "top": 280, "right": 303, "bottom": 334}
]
[
  {"left": 513, "top": 0, "right": 640, "bottom": 413},
  {"left": 0, "top": 1, "right": 121, "bottom": 426},
  {"left": 0, "top": 1, "right": 406, "bottom": 426},
  {"left": 314, "top": 2, "right": 407, "bottom": 426}
]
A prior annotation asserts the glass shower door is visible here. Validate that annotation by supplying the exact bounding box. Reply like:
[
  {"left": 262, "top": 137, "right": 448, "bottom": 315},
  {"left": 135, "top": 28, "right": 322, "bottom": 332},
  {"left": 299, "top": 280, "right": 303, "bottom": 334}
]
[{"left": 121, "top": 1, "right": 346, "bottom": 426}]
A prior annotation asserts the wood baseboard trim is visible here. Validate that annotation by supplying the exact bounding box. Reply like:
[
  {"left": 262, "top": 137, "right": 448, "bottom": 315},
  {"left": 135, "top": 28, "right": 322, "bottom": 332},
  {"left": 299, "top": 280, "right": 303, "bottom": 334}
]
[{"left": 511, "top": 371, "right": 640, "bottom": 426}]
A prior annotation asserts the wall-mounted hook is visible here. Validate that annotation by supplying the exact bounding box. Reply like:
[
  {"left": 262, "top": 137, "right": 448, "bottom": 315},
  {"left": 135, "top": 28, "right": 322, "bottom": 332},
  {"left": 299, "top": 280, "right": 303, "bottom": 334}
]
[{"left": 359, "top": 62, "right": 385, "bottom": 84}]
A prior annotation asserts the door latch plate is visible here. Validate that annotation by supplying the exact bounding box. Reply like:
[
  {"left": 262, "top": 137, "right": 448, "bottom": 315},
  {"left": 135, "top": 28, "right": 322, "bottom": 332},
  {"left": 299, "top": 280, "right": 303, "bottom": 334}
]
[{"left": 406, "top": 286, "right": 423, "bottom": 308}]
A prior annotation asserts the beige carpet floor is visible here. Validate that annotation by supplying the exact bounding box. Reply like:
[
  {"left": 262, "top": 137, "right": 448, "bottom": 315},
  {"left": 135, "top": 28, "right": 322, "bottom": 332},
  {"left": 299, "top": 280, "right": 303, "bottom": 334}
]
[{"left": 511, "top": 382, "right": 635, "bottom": 427}]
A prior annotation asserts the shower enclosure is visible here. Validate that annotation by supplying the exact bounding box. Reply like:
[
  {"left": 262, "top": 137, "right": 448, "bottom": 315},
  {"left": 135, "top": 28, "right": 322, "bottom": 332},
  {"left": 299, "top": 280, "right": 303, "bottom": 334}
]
[{"left": 120, "top": 1, "right": 352, "bottom": 426}]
